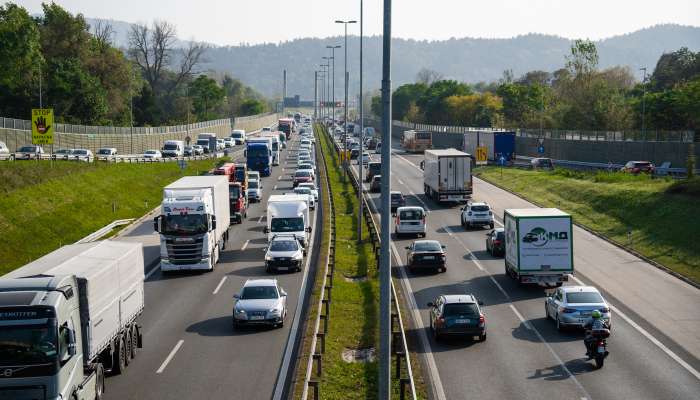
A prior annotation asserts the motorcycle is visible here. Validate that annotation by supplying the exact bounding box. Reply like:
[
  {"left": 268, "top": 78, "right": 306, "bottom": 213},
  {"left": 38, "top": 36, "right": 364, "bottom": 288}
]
[{"left": 586, "top": 328, "right": 610, "bottom": 368}]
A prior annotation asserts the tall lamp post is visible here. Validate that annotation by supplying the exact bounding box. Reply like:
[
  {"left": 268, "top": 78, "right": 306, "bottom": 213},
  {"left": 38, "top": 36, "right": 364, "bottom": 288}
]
[
  {"left": 358, "top": 0, "right": 364, "bottom": 242},
  {"left": 335, "top": 20, "right": 357, "bottom": 182},
  {"left": 321, "top": 63, "right": 329, "bottom": 121},
  {"left": 640, "top": 67, "right": 647, "bottom": 138},
  {"left": 326, "top": 45, "right": 341, "bottom": 124}
]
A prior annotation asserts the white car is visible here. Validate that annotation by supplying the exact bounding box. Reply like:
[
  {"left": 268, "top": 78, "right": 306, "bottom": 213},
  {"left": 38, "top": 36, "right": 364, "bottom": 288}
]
[
  {"left": 70, "top": 149, "right": 93, "bottom": 162},
  {"left": 394, "top": 206, "right": 427, "bottom": 238},
  {"left": 265, "top": 234, "right": 305, "bottom": 273},
  {"left": 0, "top": 141, "right": 9, "bottom": 156},
  {"left": 359, "top": 152, "right": 371, "bottom": 165},
  {"left": 248, "top": 179, "right": 263, "bottom": 202},
  {"left": 298, "top": 182, "right": 319, "bottom": 202},
  {"left": 233, "top": 279, "right": 288, "bottom": 329},
  {"left": 191, "top": 145, "right": 204, "bottom": 155},
  {"left": 460, "top": 202, "right": 494, "bottom": 229},
  {"left": 54, "top": 148, "right": 73, "bottom": 160},
  {"left": 97, "top": 147, "right": 117, "bottom": 158},
  {"left": 223, "top": 137, "right": 236, "bottom": 148},
  {"left": 293, "top": 187, "right": 316, "bottom": 209},
  {"left": 247, "top": 170, "right": 260, "bottom": 182},
  {"left": 216, "top": 139, "right": 226, "bottom": 150},
  {"left": 143, "top": 150, "right": 162, "bottom": 159},
  {"left": 296, "top": 163, "right": 316, "bottom": 180},
  {"left": 15, "top": 145, "right": 45, "bottom": 160}
]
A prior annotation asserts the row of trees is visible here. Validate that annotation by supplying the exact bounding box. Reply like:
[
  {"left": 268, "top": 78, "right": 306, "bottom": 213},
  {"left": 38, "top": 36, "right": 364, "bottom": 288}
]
[
  {"left": 371, "top": 42, "right": 699, "bottom": 134},
  {"left": 0, "top": 2, "right": 268, "bottom": 126}
]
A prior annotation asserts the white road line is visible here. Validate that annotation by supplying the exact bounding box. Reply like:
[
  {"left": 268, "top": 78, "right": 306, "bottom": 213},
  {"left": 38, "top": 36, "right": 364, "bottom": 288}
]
[
  {"left": 241, "top": 240, "right": 250, "bottom": 251},
  {"left": 570, "top": 275, "right": 700, "bottom": 380},
  {"left": 273, "top": 185, "right": 278, "bottom": 190},
  {"left": 509, "top": 304, "right": 533, "bottom": 330},
  {"left": 156, "top": 339, "right": 184, "bottom": 374},
  {"left": 257, "top": 215, "right": 264, "bottom": 223},
  {"left": 397, "top": 178, "right": 405, "bottom": 185},
  {"left": 278, "top": 175, "right": 283, "bottom": 180},
  {"left": 145, "top": 262, "right": 160, "bottom": 280},
  {"left": 212, "top": 276, "right": 227, "bottom": 295}
]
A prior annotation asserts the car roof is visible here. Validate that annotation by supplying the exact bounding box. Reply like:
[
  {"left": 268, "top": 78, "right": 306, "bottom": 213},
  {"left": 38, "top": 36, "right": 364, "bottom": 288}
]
[
  {"left": 560, "top": 286, "right": 600, "bottom": 294},
  {"left": 390, "top": 191, "right": 402, "bottom": 195},
  {"left": 469, "top": 202, "right": 488, "bottom": 207},
  {"left": 271, "top": 234, "right": 298, "bottom": 241},
  {"left": 244, "top": 278, "right": 277, "bottom": 287},
  {"left": 442, "top": 294, "right": 478, "bottom": 304},
  {"left": 397, "top": 206, "right": 423, "bottom": 211}
]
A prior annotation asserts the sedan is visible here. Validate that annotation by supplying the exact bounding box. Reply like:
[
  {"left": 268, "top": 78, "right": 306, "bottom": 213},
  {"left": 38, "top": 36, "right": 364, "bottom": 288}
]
[
  {"left": 370, "top": 175, "right": 381, "bottom": 193},
  {"left": 293, "top": 170, "right": 313, "bottom": 187},
  {"left": 143, "top": 150, "right": 162, "bottom": 159},
  {"left": 428, "top": 294, "right": 486, "bottom": 342},
  {"left": 545, "top": 286, "right": 611, "bottom": 331},
  {"left": 233, "top": 279, "right": 288, "bottom": 329},
  {"left": 485, "top": 228, "right": 505, "bottom": 256},
  {"left": 15, "top": 145, "right": 45, "bottom": 160},
  {"left": 405, "top": 240, "right": 446, "bottom": 273}
]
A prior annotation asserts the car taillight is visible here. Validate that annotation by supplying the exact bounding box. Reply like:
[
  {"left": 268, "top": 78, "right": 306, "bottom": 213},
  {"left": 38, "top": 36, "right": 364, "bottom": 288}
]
[
  {"left": 479, "top": 314, "right": 485, "bottom": 325},
  {"left": 396, "top": 216, "right": 400, "bottom": 224},
  {"left": 632, "top": 168, "right": 639, "bottom": 173},
  {"left": 493, "top": 240, "right": 501, "bottom": 245},
  {"left": 560, "top": 307, "right": 577, "bottom": 313}
]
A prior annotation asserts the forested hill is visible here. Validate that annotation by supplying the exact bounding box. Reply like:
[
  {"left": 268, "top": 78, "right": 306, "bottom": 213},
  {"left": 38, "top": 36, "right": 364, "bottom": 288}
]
[{"left": 89, "top": 19, "right": 700, "bottom": 99}]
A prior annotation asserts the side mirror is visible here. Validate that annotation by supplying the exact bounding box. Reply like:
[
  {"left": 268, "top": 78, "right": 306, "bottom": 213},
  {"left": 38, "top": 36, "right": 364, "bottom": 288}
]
[
  {"left": 441, "top": 245, "right": 446, "bottom": 249},
  {"left": 211, "top": 216, "right": 217, "bottom": 230},
  {"left": 263, "top": 227, "right": 269, "bottom": 234},
  {"left": 280, "top": 290, "right": 287, "bottom": 297},
  {"left": 404, "top": 246, "right": 410, "bottom": 250},
  {"left": 427, "top": 302, "right": 434, "bottom": 308},
  {"left": 153, "top": 216, "right": 161, "bottom": 233}
]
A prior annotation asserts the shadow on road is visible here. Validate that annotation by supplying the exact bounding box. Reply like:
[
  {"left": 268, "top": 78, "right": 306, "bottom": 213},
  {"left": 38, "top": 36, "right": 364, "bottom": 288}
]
[{"left": 527, "top": 358, "right": 596, "bottom": 381}]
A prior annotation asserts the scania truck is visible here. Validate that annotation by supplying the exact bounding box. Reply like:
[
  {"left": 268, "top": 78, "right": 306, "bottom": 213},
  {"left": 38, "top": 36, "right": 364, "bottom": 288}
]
[
  {"left": 0, "top": 240, "right": 145, "bottom": 400},
  {"left": 504, "top": 208, "right": 574, "bottom": 287},
  {"left": 155, "top": 175, "right": 230, "bottom": 271},
  {"left": 245, "top": 138, "right": 273, "bottom": 176},
  {"left": 264, "top": 194, "right": 311, "bottom": 248}
]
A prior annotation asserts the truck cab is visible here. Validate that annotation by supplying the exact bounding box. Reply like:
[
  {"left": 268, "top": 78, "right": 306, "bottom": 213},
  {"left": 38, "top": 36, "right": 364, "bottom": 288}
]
[
  {"left": 245, "top": 140, "right": 273, "bottom": 176},
  {"left": 229, "top": 182, "right": 247, "bottom": 224}
]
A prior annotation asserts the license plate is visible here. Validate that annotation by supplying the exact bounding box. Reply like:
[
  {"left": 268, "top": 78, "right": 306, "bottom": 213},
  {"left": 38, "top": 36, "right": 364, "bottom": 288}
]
[
  {"left": 580, "top": 311, "right": 591, "bottom": 317},
  {"left": 423, "top": 256, "right": 435, "bottom": 260},
  {"left": 597, "top": 345, "right": 605, "bottom": 353},
  {"left": 278, "top": 267, "right": 288, "bottom": 271},
  {"left": 250, "top": 315, "right": 264, "bottom": 320},
  {"left": 455, "top": 319, "right": 470, "bottom": 324}
]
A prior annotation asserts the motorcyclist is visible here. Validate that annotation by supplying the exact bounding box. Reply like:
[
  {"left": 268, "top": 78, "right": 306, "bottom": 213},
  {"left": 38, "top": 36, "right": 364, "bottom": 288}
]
[{"left": 584, "top": 310, "right": 609, "bottom": 358}]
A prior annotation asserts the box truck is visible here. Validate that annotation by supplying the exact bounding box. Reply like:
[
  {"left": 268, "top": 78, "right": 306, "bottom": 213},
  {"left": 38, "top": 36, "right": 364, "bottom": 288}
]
[
  {"left": 261, "top": 133, "right": 282, "bottom": 166},
  {"left": 154, "top": 175, "right": 230, "bottom": 271},
  {"left": 196, "top": 133, "right": 217, "bottom": 153},
  {"left": 463, "top": 130, "right": 516, "bottom": 162},
  {"left": 504, "top": 208, "right": 574, "bottom": 287},
  {"left": 264, "top": 194, "right": 311, "bottom": 247},
  {"left": 0, "top": 240, "right": 145, "bottom": 400},
  {"left": 423, "top": 148, "right": 472, "bottom": 203}
]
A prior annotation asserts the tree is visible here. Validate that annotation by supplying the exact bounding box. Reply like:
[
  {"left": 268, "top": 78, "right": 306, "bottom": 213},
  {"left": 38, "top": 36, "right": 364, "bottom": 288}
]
[
  {"left": 415, "top": 68, "right": 443, "bottom": 85},
  {"left": 239, "top": 99, "right": 265, "bottom": 116},
  {"left": 445, "top": 93, "right": 503, "bottom": 127},
  {"left": 370, "top": 95, "right": 382, "bottom": 117},
  {"left": 566, "top": 39, "right": 599, "bottom": 79},
  {"left": 0, "top": 3, "right": 43, "bottom": 118},
  {"left": 188, "top": 75, "right": 224, "bottom": 121},
  {"left": 391, "top": 82, "right": 427, "bottom": 121},
  {"left": 417, "top": 80, "right": 471, "bottom": 124},
  {"left": 650, "top": 47, "right": 700, "bottom": 91}
]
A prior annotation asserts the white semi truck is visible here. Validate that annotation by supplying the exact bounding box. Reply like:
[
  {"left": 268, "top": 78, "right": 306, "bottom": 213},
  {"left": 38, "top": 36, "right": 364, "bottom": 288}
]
[
  {"left": 504, "top": 208, "right": 574, "bottom": 287},
  {"left": 155, "top": 175, "right": 230, "bottom": 271},
  {"left": 264, "top": 194, "right": 311, "bottom": 247},
  {"left": 261, "top": 133, "right": 282, "bottom": 166},
  {"left": 0, "top": 240, "right": 145, "bottom": 400},
  {"left": 423, "top": 148, "right": 472, "bottom": 203}
]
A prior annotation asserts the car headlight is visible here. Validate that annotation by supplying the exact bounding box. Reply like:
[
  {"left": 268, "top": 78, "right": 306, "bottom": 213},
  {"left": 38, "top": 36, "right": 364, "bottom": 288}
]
[
  {"left": 234, "top": 308, "right": 246, "bottom": 315},
  {"left": 265, "top": 254, "right": 273, "bottom": 261},
  {"left": 293, "top": 252, "right": 303, "bottom": 261},
  {"left": 268, "top": 308, "right": 281, "bottom": 316}
]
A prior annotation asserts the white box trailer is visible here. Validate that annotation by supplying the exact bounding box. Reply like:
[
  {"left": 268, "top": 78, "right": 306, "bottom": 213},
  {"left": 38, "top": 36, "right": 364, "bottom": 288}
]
[
  {"left": 265, "top": 194, "right": 311, "bottom": 247},
  {"left": 423, "top": 148, "right": 472, "bottom": 203},
  {"left": 504, "top": 208, "right": 573, "bottom": 287},
  {"left": 0, "top": 240, "right": 145, "bottom": 399}
]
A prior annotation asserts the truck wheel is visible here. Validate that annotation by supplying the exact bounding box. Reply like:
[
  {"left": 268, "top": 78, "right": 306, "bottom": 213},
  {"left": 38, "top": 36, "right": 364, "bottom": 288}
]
[
  {"left": 94, "top": 364, "right": 105, "bottom": 400},
  {"left": 490, "top": 223, "right": 494, "bottom": 229},
  {"left": 113, "top": 337, "right": 127, "bottom": 375},
  {"left": 130, "top": 325, "right": 138, "bottom": 358},
  {"left": 124, "top": 331, "right": 132, "bottom": 366}
]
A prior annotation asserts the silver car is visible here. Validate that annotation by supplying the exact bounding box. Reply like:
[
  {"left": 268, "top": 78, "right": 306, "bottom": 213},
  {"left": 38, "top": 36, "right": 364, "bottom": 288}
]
[
  {"left": 265, "top": 234, "right": 305, "bottom": 273},
  {"left": 233, "top": 279, "right": 288, "bottom": 329},
  {"left": 545, "top": 286, "right": 611, "bottom": 331},
  {"left": 247, "top": 179, "right": 262, "bottom": 202}
]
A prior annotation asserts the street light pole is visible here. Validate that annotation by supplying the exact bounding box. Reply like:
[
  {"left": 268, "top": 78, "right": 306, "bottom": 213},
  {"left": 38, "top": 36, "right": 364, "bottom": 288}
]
[
  {"left": 326, "top": 45, "right": 340, "bottom": 124},
  {"left": 640, "top": 67, "right": 647, "bottom": 138},
  {"left": 335, "top": 20, "right": 356, "bottom": 183},
  {"left": 314, "top": 71, "right": 318, "bottom": 120},
  {"left": 359, "top": 0, "right": 364, "bottom": 242},
  {"left": 379, "top": 0, "right": 392, "bottom": 398}
]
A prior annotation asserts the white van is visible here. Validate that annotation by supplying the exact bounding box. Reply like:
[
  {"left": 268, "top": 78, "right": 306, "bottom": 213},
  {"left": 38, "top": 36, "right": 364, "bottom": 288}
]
[
  {"left": 231, "top": 129, "right": 247, "bottom": 145},
  {"left": 394, "top": 206, "right": 427, "bottom": 238},
  {"left": 162, "top": 140, "right": 185, "bottom": 157}
]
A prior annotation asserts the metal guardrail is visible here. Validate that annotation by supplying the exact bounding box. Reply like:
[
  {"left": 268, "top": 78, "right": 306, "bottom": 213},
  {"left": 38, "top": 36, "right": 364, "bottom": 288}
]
[
  {"left": 513, "top": 155, "right": 699, "bottom": 177},
  {"left": 302, "top": 123, "right": 336, "bottom": 400},
  {"left": 76, "top": 219, "right": 135, "bottom": 244},
  {"left": 326, "top": 127, "right": 418, "bottom": 400}
]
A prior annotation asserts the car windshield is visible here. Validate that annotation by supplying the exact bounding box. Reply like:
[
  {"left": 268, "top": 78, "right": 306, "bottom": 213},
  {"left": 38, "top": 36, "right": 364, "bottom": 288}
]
[
  {"left": 369, "top": 163, "right": 381, "bottom": 173},
  {"left": 414, "top": 241, "right": 442, "bottom": 252},
  {"left": 240, "top": 286, "right": 278, "bottom": 300},
  {"left": 248, "top": 180, "right": 259, "bottom": 189},
  {"left": 247, "top": 147, "right": 268, "bottom": 157},
  {"left": 566, "top": 291, "right": 604, "bottom": 304},
  {"left": 98, "top": 149, "right": 112, "bottom": 155},
  {"left": 443, "top": 303, "right": 480, "bottom": 317},
  {"left": 270, "top": 240, "right": 298, "bottom": 252},
  {"left": 295, "top": 171, "right": 311, "bottom": 178},
  {"left": 634, "top": 162, "right": 651, "bottom": 168},
  {"left": 235, "top": 169, "right": 246, "bottom": 181},
  {"left": 298, "top": 164, "right": 312, "bottom": 170},
  {"left": 163, "top": 144, "right": 178, "bottom": 150},
  {"left": 271, "top": 217, "right": 304, "bottom": 232},
  {"left": 399, "top": 209, "right": 423, "bottom": 220},
  {"left": 18, "top": 146, "right": 36, "bottom": 152},
  {"left": 229, "top": 185, "right": 240, "bottom": 199},
  {"left": 232, "top": 133, "right": 242, "bottom": 139},
  {"left": 196, "top": 139, "right": 209, "bottom": 146},
  {"left": 0, "top": 324, "right": 58, "bottom": 365},
  {"left": 470, "top": 205, "right": 490, "bottom": 212},
  {"left": 295, "top": 188, "right": 311, "bottom": 195},
  {"left": 163, "top": 214, "right": 207, "bottom": 235}
]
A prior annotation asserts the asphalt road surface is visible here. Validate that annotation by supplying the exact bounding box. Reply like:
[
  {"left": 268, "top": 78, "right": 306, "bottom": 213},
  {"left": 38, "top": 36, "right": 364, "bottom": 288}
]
[
  {"left": 105, "top": 131, "right": 319, "bottom": 400},
  {"left": 340, "top": 131, "right": 700, "bottom": 400}
]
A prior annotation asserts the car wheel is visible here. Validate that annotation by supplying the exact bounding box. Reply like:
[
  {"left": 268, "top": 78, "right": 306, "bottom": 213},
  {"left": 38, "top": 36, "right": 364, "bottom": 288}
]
[
  {"left": 556, "top": 314, "right": 563, "bottom": 332},
  {"left": 490, "top": 223, "right": 495, "bottom": 229},
  {"left": 479, "top": 333, "right": 487, "bottom": 342}
]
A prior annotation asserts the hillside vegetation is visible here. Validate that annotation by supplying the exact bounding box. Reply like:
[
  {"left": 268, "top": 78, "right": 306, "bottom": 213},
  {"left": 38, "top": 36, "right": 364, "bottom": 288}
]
[
  {"left": 0, "top": 159, "right": 222, "bottom": 275},
  {"left": 475, "top": 167, "right": 700, "bottom": 283}
]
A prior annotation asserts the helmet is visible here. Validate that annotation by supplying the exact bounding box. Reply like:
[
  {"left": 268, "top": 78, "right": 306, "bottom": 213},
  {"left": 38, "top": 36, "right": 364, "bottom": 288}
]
[{"left": 591, "top": 310, "right": 602, "bottom": 319}]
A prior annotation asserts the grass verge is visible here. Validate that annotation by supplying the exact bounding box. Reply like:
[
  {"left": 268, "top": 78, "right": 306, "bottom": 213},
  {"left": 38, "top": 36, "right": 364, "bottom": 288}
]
[
  {"left": 0, "top": 158, "right": 225, "bottom": 275},
  {"left": 475, "top": 167, "right": 700, "bottom": 284}
]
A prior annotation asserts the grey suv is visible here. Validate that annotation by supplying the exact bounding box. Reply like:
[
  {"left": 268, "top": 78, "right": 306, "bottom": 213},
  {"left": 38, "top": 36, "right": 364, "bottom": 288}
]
[{"left": 428, "top": 294, "right": 486, "bottom": 341}]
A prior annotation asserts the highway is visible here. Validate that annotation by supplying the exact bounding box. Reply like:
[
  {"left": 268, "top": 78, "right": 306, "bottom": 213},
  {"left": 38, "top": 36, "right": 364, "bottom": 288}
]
[
  {"left": 103, "top": 131, "right": 318, "bottom": 399},
  {"left": 340, "top": 132, "right": 700, "bottom": 400}
]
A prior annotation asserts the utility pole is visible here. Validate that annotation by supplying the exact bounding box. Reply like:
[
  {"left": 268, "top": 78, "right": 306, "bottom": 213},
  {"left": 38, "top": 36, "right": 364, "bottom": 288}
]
[
  {"left": 379, "top": 0, "right": 392, "bottom": 398},
  {"left": 283, "top": 69, "right": 287, "bottom": 115},
  {"left": 326, "top": 45, "right": 340, "bottom": 124},
  {"left": 640, "top": 67, "right": 647, "bottom": 138},
  {"left": 358, "top": 0, "right": 365, "bottom": 242},
  {"left": 314, "top": 71, "right": 318, "bottom": 119}
]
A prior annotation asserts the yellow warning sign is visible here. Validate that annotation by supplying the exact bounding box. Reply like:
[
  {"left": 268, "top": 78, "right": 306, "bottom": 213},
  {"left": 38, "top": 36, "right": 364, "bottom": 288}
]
[
  {"left": 32, "top": 108, "right": 54, "bottom": 145},
  {"left": 476, "top": 146, "right": 488, "bottom": 164}
]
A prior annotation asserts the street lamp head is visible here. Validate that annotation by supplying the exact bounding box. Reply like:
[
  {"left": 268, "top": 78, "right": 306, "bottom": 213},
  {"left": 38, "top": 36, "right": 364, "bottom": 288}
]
[
  {"left": 348, "top": 20, "right": 357, "bottom": 24},
  {"left": 326, "top": 45, "right": 341, "bottom": 49}
]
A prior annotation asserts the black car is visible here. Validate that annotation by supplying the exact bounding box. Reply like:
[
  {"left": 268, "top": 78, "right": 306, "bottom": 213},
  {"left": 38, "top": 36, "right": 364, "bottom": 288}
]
[
  {"left": 390, "top": 191, "right": 405, "bottom": 214},
  {"left": 427, "top": 294, "right": 486, "bottom": 342},
  {"left": 405, "top": 240, "right": 446, "bottom": 273},
  {"left": 366, "top": 161, "right": 381, "bottom": 182},
  {"left": 350, "top": 149, "right": 360, "bottom": 160},
  {"left": 485, "top": 228, "right": 505, "bottom": 256}
]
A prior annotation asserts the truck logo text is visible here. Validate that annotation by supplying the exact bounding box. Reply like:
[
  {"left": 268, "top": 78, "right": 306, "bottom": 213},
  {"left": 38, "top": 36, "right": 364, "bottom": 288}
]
[{"left": 522, "top": 227, "right": 568, "bottom": 247}]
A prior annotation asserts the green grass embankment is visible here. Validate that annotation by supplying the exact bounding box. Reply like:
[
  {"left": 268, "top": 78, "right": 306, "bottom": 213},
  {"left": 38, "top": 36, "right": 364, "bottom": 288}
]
[
  {"left": 0, "top": 159, "right": 224, "bottom": 275},
  {"left": 475, "top": 167, "right": 700, "bottom": 283}
]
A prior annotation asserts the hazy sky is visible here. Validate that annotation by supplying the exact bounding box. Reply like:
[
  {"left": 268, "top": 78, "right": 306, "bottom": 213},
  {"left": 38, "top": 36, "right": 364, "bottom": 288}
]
[{"left": 18, "top": 0, "right": 700, "bottom": 45}]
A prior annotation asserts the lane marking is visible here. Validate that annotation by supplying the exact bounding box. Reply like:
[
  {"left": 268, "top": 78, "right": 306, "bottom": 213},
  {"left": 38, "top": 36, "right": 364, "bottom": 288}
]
[
  {"left": 397, "top": 178, "right": 405, "bottom": 185},
  {"left": 241, "top": 240, "right": 250, "bottom": 251},
  {"left": 212, "top": 276, "right": 227, "bottom": 295},
  {"left": 273, "top": 185, "right": 278, "bottom": 190},
  {"left": 257, "top": 215, "right": 264, "bottom": 224},
  {"left": 156, "top": 339, "right": 184, "bottom": 374},
  {"left": 278, "top": 176, "right": 282, "bottom": 180},
  {"left": 145, "top": 262, "right": 160, "bottom": 280},
  {"left": 509, "top": 304, "right": 533, "bottom": 330},
  {"left": 569, "top": 275, "right": 700, "bottom": 380}
]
